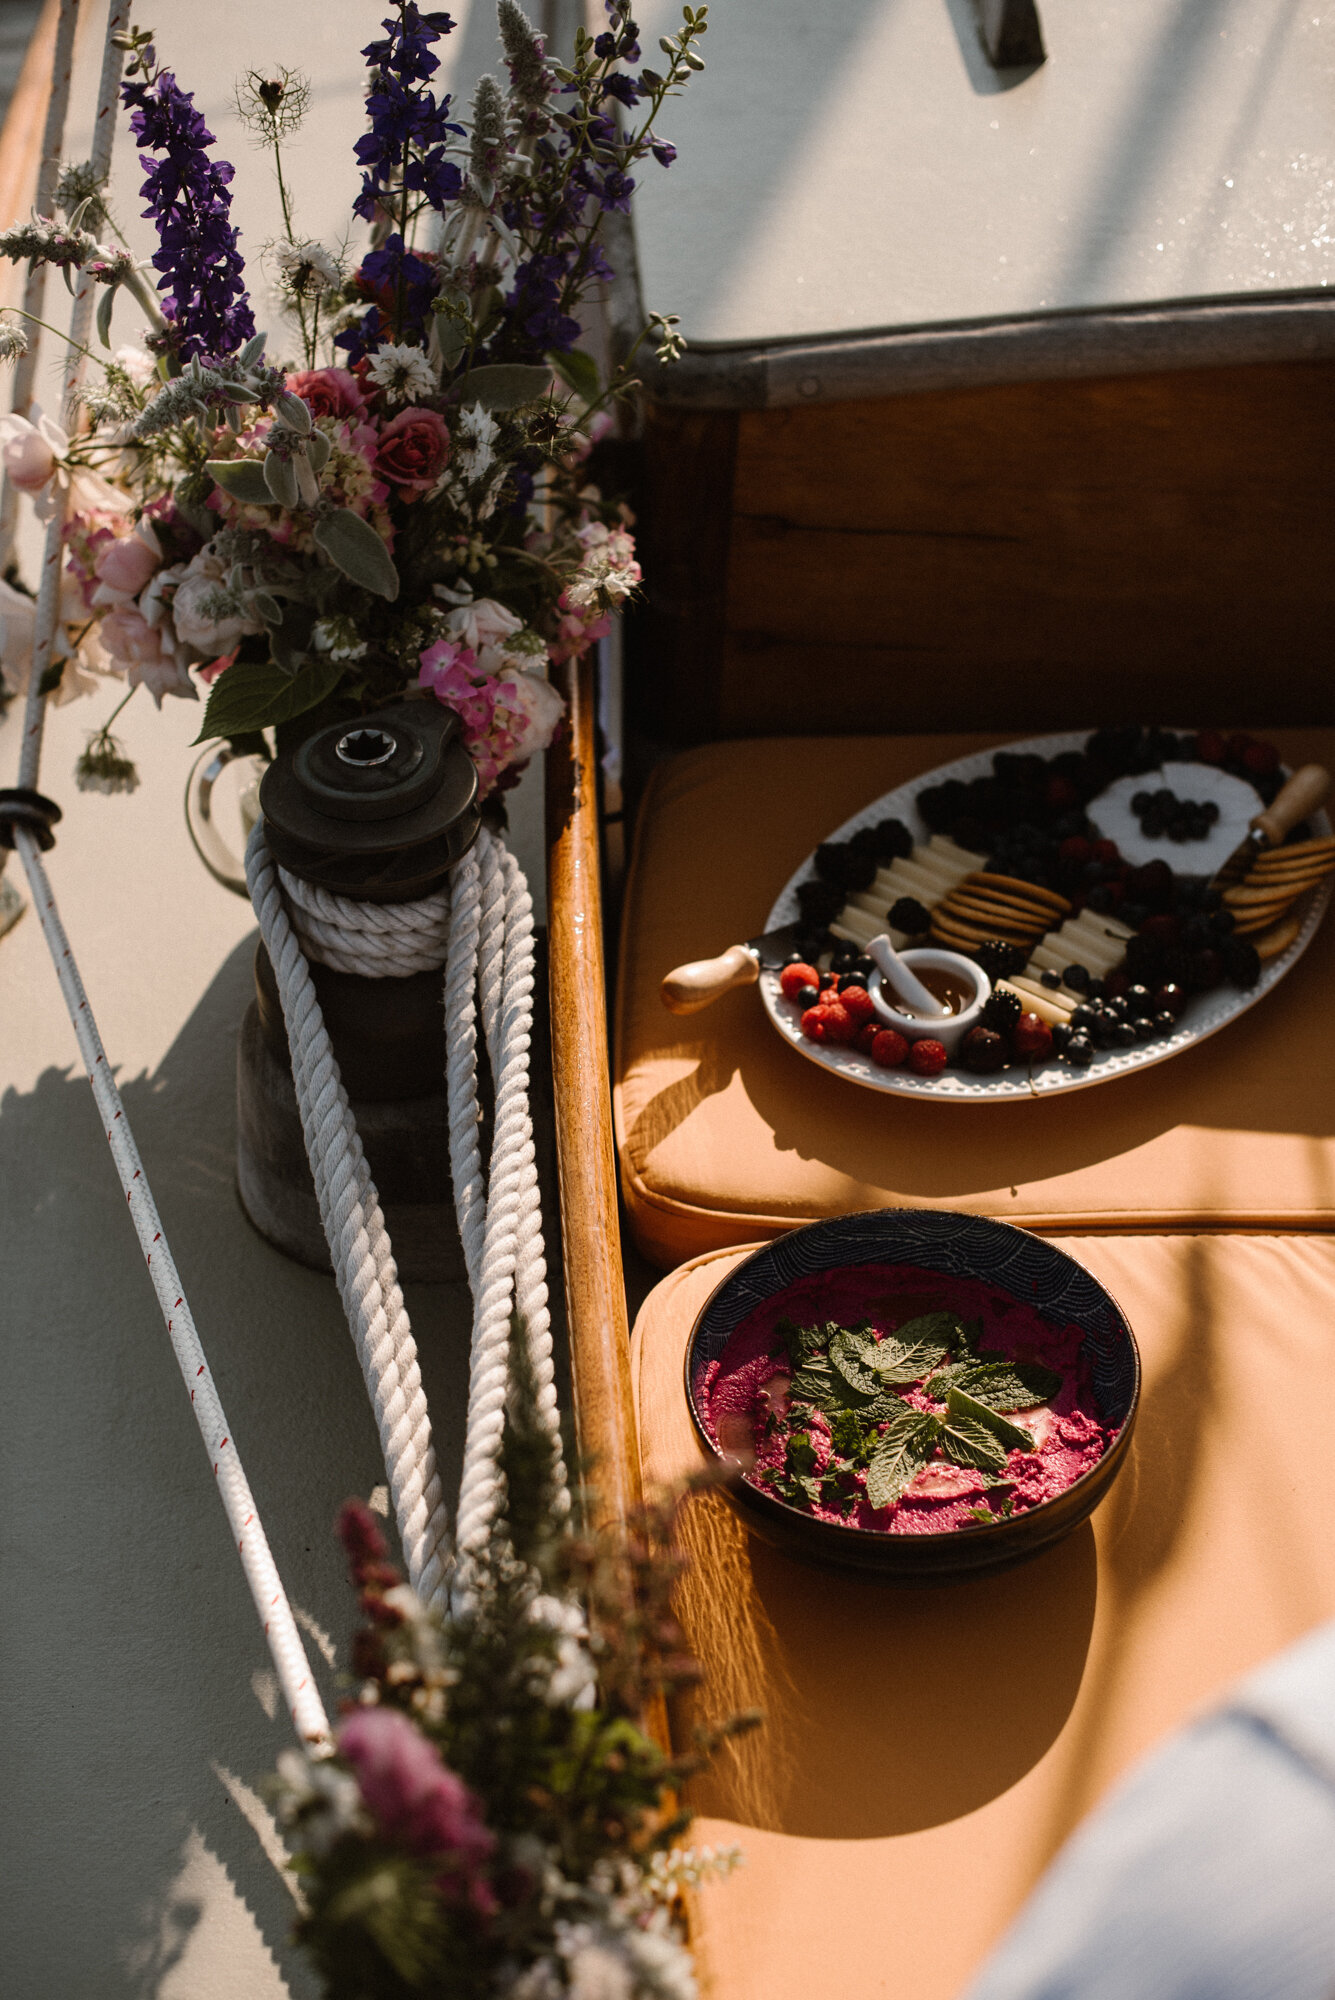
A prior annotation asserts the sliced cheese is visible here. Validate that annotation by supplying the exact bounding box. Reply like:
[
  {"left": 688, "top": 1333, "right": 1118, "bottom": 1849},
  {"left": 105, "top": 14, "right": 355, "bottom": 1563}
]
[
  {"left": 927, "top": 835, "right": 986, "bottom": 875},
  {"left": 996, "top": 980, "right": 1070, "bottom": 1028},
  {"left": 1008, "top": 973, "right": 1076, "bottom": 1018}
]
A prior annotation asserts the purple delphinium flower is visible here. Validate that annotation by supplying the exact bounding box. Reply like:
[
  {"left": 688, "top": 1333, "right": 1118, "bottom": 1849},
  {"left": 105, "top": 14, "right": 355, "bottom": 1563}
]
[
  {"left": 337, "top": 1706, "right": 497, "bottom": 1912},
  {"left": 335, "top": 234, "right": 439, "bottom": 361},
  {"left": 120, "top": 71, "right": 254, "bottom": 361},
  {"left": 500, "top": 253, "right": 581, "bottom": 357},
  {"left": 354, "top": 4, "right": 464, "bottom": 226}
]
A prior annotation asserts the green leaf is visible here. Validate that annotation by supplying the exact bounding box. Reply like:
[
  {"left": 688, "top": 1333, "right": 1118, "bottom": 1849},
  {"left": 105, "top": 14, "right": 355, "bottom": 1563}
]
[
  {"left": 193, "top": 655, "right": 346, "bottom": 744},
  {"left": 786, "top": 1432, "right": 818, "bottom": 1475},
  {"left": 865, "top": 1410, "right": 942, "bottom": 1511},
  {"left": 863, "top": 1314, "right": 960, "bottom": 1385},
  {"left": 940, "top": 1386, "right": 1034, "bottom": 1473},
  {"left": 312, "top": 507, "right": 399, "bottom": 600},
  {"left": 458, "top": 362, "right": 553, "bottom": 411},
  {"left": 206, "top": 458, "right": 275, "bottom": 506},
  {"left": 772, "top": 1315, "right": 823, "bottom": 1368},
  {"left": 263, "top": 448, "right": 299, "bottom": 508},
  {"left": 934, "top": 1360, "right": 1062, "bottom": 1412},
  {"left": 829, "top": 1329, "right": 883, "bottom": 1398},
  {"left": 547, "top": 345, "right": 601, "bottom": 403}
]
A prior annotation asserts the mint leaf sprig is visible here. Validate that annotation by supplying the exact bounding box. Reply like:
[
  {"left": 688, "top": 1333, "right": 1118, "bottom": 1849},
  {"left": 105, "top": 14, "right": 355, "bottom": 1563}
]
[{"left": 760, "top": 1307, "right": 1065, "bottom": 1521}]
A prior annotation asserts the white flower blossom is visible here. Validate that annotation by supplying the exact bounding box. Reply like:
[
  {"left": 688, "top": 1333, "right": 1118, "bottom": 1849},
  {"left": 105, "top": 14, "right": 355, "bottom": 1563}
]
[
  {"left": 274, "top": 1747, "right": 366, "bottom": 1857},
  {"left": 455, "top": 400, "right": 500, "bottom": 481},
  {"left": 366, "top": 341, "right": 438, "bottom": 404},
  {"left": 275, "top": 239, "right": 342, "bottom": 295},
  {"left": 311, "top": 615, "right": 368, "bottom": 662},
  {"left": 530, "top": 1593, "right": 597, "bottom": 1710},
  {"left": 0, "top": 321, "right": 29, "bottom": 361},
  {"left": 113, "top": 343, "right": 157, "bottom": 388}
]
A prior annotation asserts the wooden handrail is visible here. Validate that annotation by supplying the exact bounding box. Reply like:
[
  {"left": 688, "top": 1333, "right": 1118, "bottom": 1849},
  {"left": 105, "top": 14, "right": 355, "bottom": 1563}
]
[
  {"left": 0, "top": 0, "right": 60, "bottom": 309},
  {"left": 545, "top": 649, "right": 641, "bottom": 1533}
]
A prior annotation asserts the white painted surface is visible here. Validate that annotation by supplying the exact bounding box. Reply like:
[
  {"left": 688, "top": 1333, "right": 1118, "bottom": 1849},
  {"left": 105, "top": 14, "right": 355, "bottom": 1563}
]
[
  {"left": 1, "top": 7, "right": 547, "bottom": 1993},
  {"left": 630, "top": 0, "right": 1335, "bottom": 346}
]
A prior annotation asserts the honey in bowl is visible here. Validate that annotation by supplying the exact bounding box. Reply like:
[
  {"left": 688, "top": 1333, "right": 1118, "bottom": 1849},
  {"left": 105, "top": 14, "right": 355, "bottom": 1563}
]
[{"left": 911, "top": 966, "right": 974, "bottom": 1017}]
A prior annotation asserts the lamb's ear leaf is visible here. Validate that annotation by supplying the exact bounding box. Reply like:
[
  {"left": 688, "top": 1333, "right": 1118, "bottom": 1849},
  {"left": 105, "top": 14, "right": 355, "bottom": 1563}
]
[
  {"left": 206, "top": 458, "right": 276, "bottom": 506},
  {"left": 547, "top": 346, "right": 600, "bottom": 403},
  {"left": 263, "top": 448, "right": 299, "bottom": 508},
  {"left": 96, "top": 283, "right": 116, "bottom": 350},
  {"left": 312, "top": 507, "right": 399, "bottom": 600}
]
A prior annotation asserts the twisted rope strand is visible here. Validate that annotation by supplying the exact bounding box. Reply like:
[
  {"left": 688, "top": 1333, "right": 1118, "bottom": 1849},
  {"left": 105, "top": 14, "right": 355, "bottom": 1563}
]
[{"left": 247, "top": 823, "right": 451, "bottom": 1606}]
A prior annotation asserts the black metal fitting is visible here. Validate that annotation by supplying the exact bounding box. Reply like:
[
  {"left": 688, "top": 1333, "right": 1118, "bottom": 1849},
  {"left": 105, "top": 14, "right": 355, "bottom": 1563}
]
[{"left": 0, "top": 786, "right": 63, "bottom": 852}]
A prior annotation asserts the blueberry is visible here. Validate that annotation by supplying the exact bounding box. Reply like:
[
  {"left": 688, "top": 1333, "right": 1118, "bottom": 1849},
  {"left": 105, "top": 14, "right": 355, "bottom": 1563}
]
[
  {"left": 1086, "top": 978, "right": 1107, "bottom": 1000},
  {"left": 854, "top": 955, "right": 875, "bottom": 976},
  {"left": 838, "top": 972, "right": 868, "bottom": 991},
  {"left": 1063, "top": 963, "right": 1090, "bottom": 992},
  {"left": 1131, "top": 1016, "right": 1157, "bottom": 1041},
  {"left": 1050, "top": 1021, "right": 1073, "bottom": 1053},
  {"left": 1041, "top": 969, "right": 1062, "bottom": 989},
  {"left": 1152, "top": 1009, "right": 1177, "bottom": 1033},
  {"left": 1109, "top": 1020, "right": 1139, "bottom": 1047},
  {"left": 1064, "top": 1033, "right": 1095, "bottom": 1067},
  {"left": 784, "top": 951, "right": 807, "bottom": 966},
  {"left": 1126, "top": 984, "right": 1151, "bottom": 1009},
  {"left": 1070, "top": 1003, "right": 1098, "bottom": 1030},
  {"left": 797, "top": 984, "right": 820, "bottom": 1009}
]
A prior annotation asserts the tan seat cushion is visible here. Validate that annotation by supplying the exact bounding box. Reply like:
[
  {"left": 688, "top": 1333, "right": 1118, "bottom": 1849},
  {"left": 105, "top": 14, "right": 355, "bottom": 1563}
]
[
  {"left": 614, "top": 731, "right": 1335, "bottom": 1269},
  {"left": 632, "top": 1234, "right": 1335, "bottom": 2000}
]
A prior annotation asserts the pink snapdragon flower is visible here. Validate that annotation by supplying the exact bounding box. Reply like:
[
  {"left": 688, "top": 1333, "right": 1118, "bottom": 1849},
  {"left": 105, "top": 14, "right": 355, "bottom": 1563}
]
[{"left": 337, "top": 1706, "right": 495, "bottom": 1911}]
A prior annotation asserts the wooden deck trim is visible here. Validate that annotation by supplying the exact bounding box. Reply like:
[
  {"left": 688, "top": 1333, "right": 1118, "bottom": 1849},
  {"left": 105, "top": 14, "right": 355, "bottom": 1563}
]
[
  {"left": 0, "top": 0, "right": 59, "bottom": 290},
  {"left": 545, "top": 650, "right": 641, "bottom": 1534}
]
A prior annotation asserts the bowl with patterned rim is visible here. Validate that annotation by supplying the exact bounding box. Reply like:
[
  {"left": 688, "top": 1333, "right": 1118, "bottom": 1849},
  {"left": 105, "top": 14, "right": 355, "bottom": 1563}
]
[{"left": 685, "top": 1209, "right": 1140, "bottom": 1578}]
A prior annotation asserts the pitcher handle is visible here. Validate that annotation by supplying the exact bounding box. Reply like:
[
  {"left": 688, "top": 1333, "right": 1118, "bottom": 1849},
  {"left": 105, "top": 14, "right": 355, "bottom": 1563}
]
[{"left": 185, "top": 742, "right": 262, "bottom": 899}]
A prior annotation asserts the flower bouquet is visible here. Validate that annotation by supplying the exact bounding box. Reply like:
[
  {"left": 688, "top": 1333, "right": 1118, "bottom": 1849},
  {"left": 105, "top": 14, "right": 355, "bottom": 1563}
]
[
  {"left": 273, "top": 1319, "right": 754, "bottom": 2000},
  {"left": 0, "top": 0, "right": 705, "bottom": 802}
]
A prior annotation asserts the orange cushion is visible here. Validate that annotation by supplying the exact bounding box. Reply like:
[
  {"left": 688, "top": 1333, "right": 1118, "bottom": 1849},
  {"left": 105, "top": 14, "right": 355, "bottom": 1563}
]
[
  {"left": 633, "top": 1234, "right": 1335, "bottom": 2000},
  {"left": 614, "top": 730, "right": 1335, "bottom": 1269}
]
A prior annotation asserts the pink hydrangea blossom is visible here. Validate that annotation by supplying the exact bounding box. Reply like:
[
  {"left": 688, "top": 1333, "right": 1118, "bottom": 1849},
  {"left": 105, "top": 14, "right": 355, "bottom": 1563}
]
[
  {"left": 98, "top": 604, "right": 195, "bottom": 706},
  {"left": 419, "top": 638, "right": 565, "bottom": 793},
  {"left": 337, "top": 1706, "right": 495, "bottom": 1910},
  {"left": 549, "top": 593, "right": 612, "bottom": 665}
]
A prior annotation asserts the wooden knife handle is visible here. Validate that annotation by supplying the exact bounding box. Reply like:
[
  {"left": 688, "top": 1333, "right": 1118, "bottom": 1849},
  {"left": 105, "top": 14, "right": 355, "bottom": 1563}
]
[
  {"left": 1254, "top": 764, "right": 1331, "bottom": 847},
  {"left": 661, "top": 944, "right": 760, "bottom": 1015}
]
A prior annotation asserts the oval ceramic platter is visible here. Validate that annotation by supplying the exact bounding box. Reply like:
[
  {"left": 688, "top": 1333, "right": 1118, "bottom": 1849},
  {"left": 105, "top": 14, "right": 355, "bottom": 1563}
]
[{"left": 761, "top": 731, "right": 1332, "bottom": 1101}]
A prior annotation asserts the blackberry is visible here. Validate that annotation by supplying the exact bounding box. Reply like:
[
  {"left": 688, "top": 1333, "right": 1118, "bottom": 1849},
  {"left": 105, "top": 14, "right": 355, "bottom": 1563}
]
[
  {"left": 870, "top": 817, "right": 914, "bottom": 860},
  {"left": 1062, "top": 963, "right": 1091, "bottom": 992},
  {"left": 889, "top": 895, "right": 931, "bottom": 934},
  {"left": 796, "top": 880, "right": 843, "bottom": 926},
  {"left": 982, "top": 989, "right": 1023, "bottom": 1032},
  {"left": 973, "top": 939, "right": 1027, "bottom": 980}
]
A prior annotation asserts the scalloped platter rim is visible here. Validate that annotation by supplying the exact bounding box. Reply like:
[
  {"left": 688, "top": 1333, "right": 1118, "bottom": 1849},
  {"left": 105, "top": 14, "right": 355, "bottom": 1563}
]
[{"left": 760, "top": 730, "right": 1332, "bottom": 1102}]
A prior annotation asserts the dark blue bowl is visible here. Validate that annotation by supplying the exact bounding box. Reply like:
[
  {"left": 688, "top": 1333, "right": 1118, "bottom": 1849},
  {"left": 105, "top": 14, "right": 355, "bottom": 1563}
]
[{"left": 685, "top": 1209, "right": 1140, "bottom": 1578}]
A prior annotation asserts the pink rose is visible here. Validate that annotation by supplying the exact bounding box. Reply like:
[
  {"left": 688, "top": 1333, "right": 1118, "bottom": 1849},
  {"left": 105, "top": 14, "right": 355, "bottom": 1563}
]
[
  {"left": 91, "top": 527, "right": 162, "bottom": 610},
  {"left": 374, "top": 406, "right": 450, "bottom": 496},
  {"left": 99, "top": 605, "right": 195, "bottom": 707},
  {"left": 2, "top": 421, "right": 56, "bottom": 493},
  {"left": 285, "top": 367, "right": 367, "bottom": 422}
]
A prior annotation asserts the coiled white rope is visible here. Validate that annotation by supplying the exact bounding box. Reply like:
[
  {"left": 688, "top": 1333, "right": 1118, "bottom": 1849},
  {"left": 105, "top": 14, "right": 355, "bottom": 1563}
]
[
  {"left": 247, "top": 817, "right": 567, "bottom": 1598},
  {"left": 247, "top": 823, "right": 452, "bottom": 1605},
  {"left": 278, "top": 866, "right": 450, "bottom": 977}
]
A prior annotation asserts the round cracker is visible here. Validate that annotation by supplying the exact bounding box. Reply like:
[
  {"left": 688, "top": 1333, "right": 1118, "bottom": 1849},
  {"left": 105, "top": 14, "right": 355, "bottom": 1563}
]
[
  {"left": 949, "top": 889, "right": 1054, "bottom": 925},
  {"left": 1255, "top": 836, "right": 1335, "bottom": 863},
  {"left": 968, "top": 872, "right": 1071, "bottom": 914},
  {"left": 1254, "top": 912, "right": 1305, "bottom": 961},
  {"left": 940, "top": 898, "right": 1042, "bottom": 936}
]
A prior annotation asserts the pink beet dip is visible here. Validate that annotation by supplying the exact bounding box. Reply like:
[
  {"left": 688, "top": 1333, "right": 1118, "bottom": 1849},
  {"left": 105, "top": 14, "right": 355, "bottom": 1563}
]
[{"left": 695, "top": 1262, "right": 1114, "bottom": 1534}]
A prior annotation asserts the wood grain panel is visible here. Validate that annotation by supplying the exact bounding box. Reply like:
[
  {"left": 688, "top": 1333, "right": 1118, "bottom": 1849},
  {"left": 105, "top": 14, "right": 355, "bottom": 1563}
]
[
  {"left": 694, "top": 362, "right": 1335, "bottom": 738},
  {"left": 545, "top": 651, "right": 641, "bottom": 1534}
]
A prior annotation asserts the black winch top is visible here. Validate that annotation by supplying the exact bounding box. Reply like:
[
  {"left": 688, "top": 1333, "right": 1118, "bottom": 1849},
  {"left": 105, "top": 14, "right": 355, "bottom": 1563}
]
[{"left": 259, "top": 699, "right": 480, "bottom": 900}]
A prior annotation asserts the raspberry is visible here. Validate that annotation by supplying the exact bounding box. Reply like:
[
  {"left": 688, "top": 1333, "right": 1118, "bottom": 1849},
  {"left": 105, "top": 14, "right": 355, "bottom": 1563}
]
[
  {"left": 1195, "top": 729, "right": 1227, "bottom": 764},
  {"left": 1045, "top": 776, "right": 1078, "bottom": 810},
  {"left": 1091, "top": 838, "right": 1121, "bottom": 865},
  {"left": 818, "top": 999, "right": 858, "bottom": 1044},
  {"left": 838, "top": 982, "right": 875, "bottom": 1026},
  {"left": 1012, "top": 1012, "right": 1053, "bottom": 1059},
  {"left": 1059, "top": 835, "right": 1092, "bottom": 864},
  {"left": 855, "top": 1022, "right": 880, "bottom": 1054},
  {"left": 800, "top": 1005, "right": 829, "bottom": 1041},
  {"left": 870, "top": 1028, "right": 909, "bottom": 1068},
  {"left": 1225, "top": 733, "right": 1252, "bottom": 766},
  {"left": 908, "top": 1038, "right": 948, "bottom": 1076},
  {"left": 779, "top": 960, "right": 820, "bottom": 1002}
]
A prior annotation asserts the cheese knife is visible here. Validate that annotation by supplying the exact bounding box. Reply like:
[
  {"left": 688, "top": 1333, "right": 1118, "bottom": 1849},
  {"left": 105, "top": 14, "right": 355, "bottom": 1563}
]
[
  {"left": 1209, "top": 763, "right": 1330, "bottom": 889},
  {"left": 660, "top": 923, "right": 809, "bottom": 1014}
]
